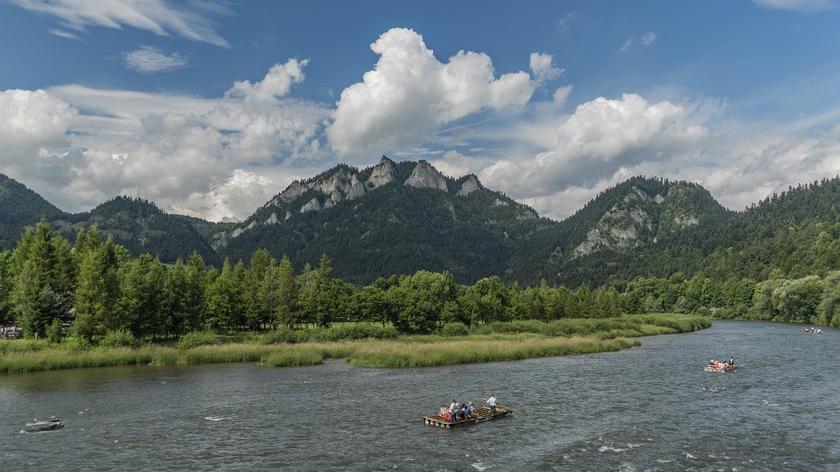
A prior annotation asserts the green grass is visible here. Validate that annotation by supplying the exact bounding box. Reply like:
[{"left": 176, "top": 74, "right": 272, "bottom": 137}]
[
  {"left": 345, "top": 336, "right": 639, "bottom": 368},
  {"left": 0, "top": 314, "right": 709, "bottom": 374}
]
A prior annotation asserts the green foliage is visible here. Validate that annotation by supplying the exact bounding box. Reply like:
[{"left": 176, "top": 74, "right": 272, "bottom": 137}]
[
  {"left": 45, "top": 318, "right": 63, "bottom": 344},
  {"left": 176, "top": 331, "right": 221, "bottom": 350},
  {"left": 816, "top": 271, "right": 840, "bottom": 327},
  {"left": 99, "top": 329, "right": 138, "bottom": 348},
  {"left": 440, "top": 322, "right": 470, "bottom": 336}
]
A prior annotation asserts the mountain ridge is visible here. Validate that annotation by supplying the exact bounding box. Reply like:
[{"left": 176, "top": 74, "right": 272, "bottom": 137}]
[{"left": 2, "top": 163, "right": 839, "bottom": 287}]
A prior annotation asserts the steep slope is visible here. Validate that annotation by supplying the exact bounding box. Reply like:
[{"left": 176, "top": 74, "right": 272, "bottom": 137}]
[
  {"left": 219, "top": 157, "right": 548, "bottom": 284},
  {"left": 519, "top": 176, "right": 840, "bottom": 287},
  {"left": 52, "top": 197, "right": 220, "bottom": 264},
  {"left": 0, "top": 174, "right": 67, "bottom": 249},
  {"left": 510, "top": 177, "right": 732, "bottom": 286}
]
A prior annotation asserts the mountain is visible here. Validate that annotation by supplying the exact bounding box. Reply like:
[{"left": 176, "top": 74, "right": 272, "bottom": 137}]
[
  {"left": 3, "top": 166, "right": 840, "bottom": 288},
  {"left": 511, "top": 177, "right": 732, "bottom": 286},
  {"left": 523, "top": 177, "right": 840, "bottom": 287},
  {"left": 0, "top": 174, "right": 66, "bottom": 248},
  {"left": 216, "top": 157, "right": 550, "bottom": 283},
  {"left": 50, "top": 196, "right": 222, "bottom": 264}
]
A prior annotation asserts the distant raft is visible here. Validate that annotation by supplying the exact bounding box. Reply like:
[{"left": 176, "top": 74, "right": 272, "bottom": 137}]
[
  {"left": 24, "top": 419, "right": 64, "bottom": 433},
  {"left": 423, "top": 405, "right": 512, "bottom": 428},
  {"left": 704, "top": 364, "right": 737, "bottom": 373}
]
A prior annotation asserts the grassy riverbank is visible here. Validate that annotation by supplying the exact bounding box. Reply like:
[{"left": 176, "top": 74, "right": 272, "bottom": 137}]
[{"left": 0, "top": 314, "right": 709, "bottom": 374}]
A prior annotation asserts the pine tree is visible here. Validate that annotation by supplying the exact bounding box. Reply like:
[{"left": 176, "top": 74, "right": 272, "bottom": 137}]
[
  {"left": 73, "top": 239, "right": 120, "bottom": 340},
  {"left": 184, "top": 252, "right": 208, "bottom": 331},
  {"left": 10, "top": 222, "right": 72, "bottom": 337},
  {"left": 206, "top": 259, "right": 241, "bottom": 331},
  {"left": 273, "top": 256, "right": 299, "bottom": 326}
]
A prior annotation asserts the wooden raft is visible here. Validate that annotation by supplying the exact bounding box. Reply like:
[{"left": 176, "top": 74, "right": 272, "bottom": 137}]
[
  {"left": 704, "top": 365, "right": 737, "bottom": 373},
  {"left": 423, "top": 405, "right": 512, "bottom": 428}
]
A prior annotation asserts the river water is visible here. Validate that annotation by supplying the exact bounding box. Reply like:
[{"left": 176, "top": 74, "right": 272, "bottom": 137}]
[{"left": 2, "top": 320, "right": 838, "bottom": 471}]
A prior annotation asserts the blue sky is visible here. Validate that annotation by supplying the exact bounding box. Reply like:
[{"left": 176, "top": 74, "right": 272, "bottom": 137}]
[{"left": 2, "top": 0, "right": 840, "bottom": 221}]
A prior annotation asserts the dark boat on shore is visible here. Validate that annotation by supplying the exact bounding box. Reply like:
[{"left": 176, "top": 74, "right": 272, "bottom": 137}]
[
  {"left": 24, "top": 419, "right": 64, "bottom": 433},
  {"left": 423, "top": 405, "right": 512, "bottom": 428}
]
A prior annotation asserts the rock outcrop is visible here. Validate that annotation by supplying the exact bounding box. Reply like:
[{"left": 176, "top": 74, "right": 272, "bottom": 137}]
[
  {"left": 405, "top": 160, "right": 448, "bottom": 192},
  {"left": 366, "top": 157, "right": 397, "bottom": 189},
  {"left": 300, "top": 197, "right": 322, "bottom": 213},
  {"left": 457, "top": 175, "right": 482, "bottom": 196}
]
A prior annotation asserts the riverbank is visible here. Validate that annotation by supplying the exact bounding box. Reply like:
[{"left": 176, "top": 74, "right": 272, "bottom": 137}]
[{"left": 0, "top": 314, "right": 710, "bottom": 374}]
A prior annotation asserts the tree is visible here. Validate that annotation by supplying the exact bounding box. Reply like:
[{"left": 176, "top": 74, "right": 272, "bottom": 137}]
[
  {"left": 388, "top": 271, "right": 458, "bottom": 333},
  {"left": 205, "top": 259, "right": 242, "bottom": 332},
  {"left": 816, "top": 271, "right": 840, "bottom": 327},
  {"left": 10, "top": 222, "right": 73, "bottom": 337},
  {"left": 164, "top": 259, "right": 189, "bottom": 335},
  {"left": 298, "top": 254, "right": 342, "bottom": 327},
  {"left": 184, "top": 252, "right": 208, "bottom": 331},
  {"left": 118, "top": 253, "right": 168, "bottom": 337},
  {"left": 273, "top": 256, "right": 299, "bottom": 326},
  {"left": 73, "top": 239, "right": 121, "bottom": 340},
  {"left": 243, "top": 249, "right": 273, "bottom": 330},
  {"left": 771, "top": 276, "right": 823, "bottom": 323}
]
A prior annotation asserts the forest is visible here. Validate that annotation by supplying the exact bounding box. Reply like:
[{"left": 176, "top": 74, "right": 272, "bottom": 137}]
[{"left": 1, "top": 222, "right": 838, "bottom": 346}]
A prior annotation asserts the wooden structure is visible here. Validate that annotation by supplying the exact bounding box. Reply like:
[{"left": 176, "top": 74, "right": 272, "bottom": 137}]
[
  {"left": 24, "top": 419, "right": 64, "bottom": 433},
  {"left": 423, "top": 405, "right": 511, "bottom": 428},
  {"left": 704, "top": 364, "right": 736, "bottom": 373}
]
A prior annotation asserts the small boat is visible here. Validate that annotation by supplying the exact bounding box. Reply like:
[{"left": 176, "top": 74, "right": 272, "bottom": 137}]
[
  {"left": 801, "top": 327, "right": 822, "bottom": 335},
  {"left": 24, "top": 419, "right": 64, "bottom": 433},
  {"left": 704, "top": 364, "right": 736, "bottom": 373},
  {"left": 423, "top": 405, "right": 512, "bottom": 428}
]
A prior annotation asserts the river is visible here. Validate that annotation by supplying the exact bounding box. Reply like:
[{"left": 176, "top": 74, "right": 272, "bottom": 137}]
[{"left": 2, "top": 320, "right": 838, "bottom": 471}]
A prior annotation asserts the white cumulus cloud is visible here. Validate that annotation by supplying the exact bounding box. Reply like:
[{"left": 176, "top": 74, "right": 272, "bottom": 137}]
[
  {"left": 553, "top": 85, "right": 574, "bottom": 109},
  {"left": 326, "top": 28, "right": 534, "bottom": 161},
  {"left": 480, "top": 93, "right": 707, "bottom": 198},
  {"left": 226, "top": 59, "right": 308, "bottom": 106},
  {"left": 530, "top": 52, "right": 563, "bottom": 85},
  {"left": 0, "top": 58, "right": 330, "bottom": 221},
  {"left": 122, "top": 46, "right": 188, "bottom": 73},
  {"left": 641, "top": 32, "right": 657, "bottom": 46}
]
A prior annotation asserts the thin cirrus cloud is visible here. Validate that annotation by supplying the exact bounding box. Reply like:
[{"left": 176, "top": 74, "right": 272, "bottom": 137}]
[
  {"left": 122, "top": 46, "right": 188, "bottom": 73},
  {"left": 621, "top": 32, "right": 656, "bottom": 53},
  {"left": 10, "top": 0, "right": 231, "bottom": 47},
  {"left": 48, "top": 28, "right": 81, "bottom": 41},
  {"left": 752, "top": 0, "right": 836, "bottom": 11}
]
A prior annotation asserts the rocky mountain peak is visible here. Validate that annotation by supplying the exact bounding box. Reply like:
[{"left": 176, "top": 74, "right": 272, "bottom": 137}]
[
  {"left": 404, "top": 160, "right": 448, "bottom": 192},
  {"left": 366, "top": 156, "right": 397, "bottom": 189},
  {"left": 456, "top": 174, "right": 482, "bottom": 196}
]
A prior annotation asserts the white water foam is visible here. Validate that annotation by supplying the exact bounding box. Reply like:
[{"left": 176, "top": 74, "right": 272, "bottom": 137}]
[
  {"left": 203, "top": 416, "right": 229, "bottom": 422},
  {"left": 599, "top": 445, "right": 628, "bottom": 453},
  {"left": 471, "top": 461, "right": 490, "bottom": 471}
]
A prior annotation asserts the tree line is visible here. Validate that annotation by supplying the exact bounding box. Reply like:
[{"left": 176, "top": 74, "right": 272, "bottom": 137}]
[{"left": 1, "top": 223, "right": 838, "bottom": 341}]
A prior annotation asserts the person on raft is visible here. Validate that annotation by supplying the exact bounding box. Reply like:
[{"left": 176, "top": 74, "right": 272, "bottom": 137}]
[{"left": 487, "top": 394, "right": 497, "bottom": 415}]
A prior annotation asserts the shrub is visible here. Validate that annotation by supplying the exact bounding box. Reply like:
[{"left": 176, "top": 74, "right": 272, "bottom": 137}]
[
  {"left": 99, "top": 329, "right": 138, "bottom": 348},
  {"left": 440, "top": 322, "right": 469, "bottom": 336},
  {"left": 61, "top": 336, "right": 92, "bottom": 352},
  {"left": 176, "top": 331, "right": 221, "bottom": 350},
  {"left": 261, "top": 326, "right": 301, "bottom": 344},
  {"left": 45, "top": 319, "right": 64, "bottom": 344}
]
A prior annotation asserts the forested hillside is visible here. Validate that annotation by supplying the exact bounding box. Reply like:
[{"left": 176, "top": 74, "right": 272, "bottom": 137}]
[{"left": 2, "top": 168, "right": 840, "bottom": 293}]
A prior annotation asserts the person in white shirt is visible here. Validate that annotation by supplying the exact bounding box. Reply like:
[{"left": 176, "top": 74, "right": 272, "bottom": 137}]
[
  {"left": 487, "top": 395, "right": 497, "bottom": 415},
  {"left": 448, "top": 400, "right": 458, "bottom": 423}
]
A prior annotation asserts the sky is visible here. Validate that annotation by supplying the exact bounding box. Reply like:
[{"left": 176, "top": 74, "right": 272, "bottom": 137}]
[{"left": 2, "top": 0, "right": 840, "bottom": 222}]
